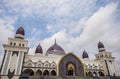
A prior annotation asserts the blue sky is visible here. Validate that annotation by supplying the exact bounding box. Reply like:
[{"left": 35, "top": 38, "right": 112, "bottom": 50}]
[{"left": 0, "top": 0, "right": 120, "bottom": 74}]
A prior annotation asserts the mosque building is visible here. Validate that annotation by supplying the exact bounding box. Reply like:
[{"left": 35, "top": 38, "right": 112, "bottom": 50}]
[{"left": 0, "top": 27, "right": 116, "bottom": 79}]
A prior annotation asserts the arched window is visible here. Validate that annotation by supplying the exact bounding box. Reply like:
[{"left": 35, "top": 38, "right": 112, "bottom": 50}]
[
  {"left": 99, "top": 71, "right": 105, "bottom": 76},
  {"left": 26, "top": 60, "right": 33, "bottom": 67},
  {"left": 51, "top": 70, "right": 56, "bottom": 76},
  {"left": 45, "top": 64, "right": 49, "bottom": 67},
  {"left": 97, "top": 56, "right": 99, "bottom": 58},
  {"left": 44, "top": 61, "right": 49, "bottom": 68},
  {"left": 88, "top": 71, "right": 93, "bottom": 77},
  {"left": 22, "top": 44, "right": 24, "bottom": 47},
  {"left": 50, "top": 62, "right": 56, "bottom": 68},
  {"left": 38, "top": 64, "right": 41, "bottom": 67},
  {"left": 21, "top": 69, "right": 34, "bottom": 77},
  {"left": 36, "top": 70, "right": 42, "bottom": 76},
  {"left": 100, "top": 55, "right": 103, "bottom": 57},
  {"left": 10, "top": 42, "right": 12, "bottom": 45},
  {"left": 105, "top": 54, "right": 108, "bottom": 57},
  {"left": 27, "top": 63, "right": 32, "bottom": 67},
  {"left": 14, "top": 43, "right": 16, "bottom": 46},
  {"left": 43, "top": 70, "right": 49, "bottom": 76},
  {"left": 93, "top": 72, "right": 98, "bottom": 77},
  {"left": 19, "top": 43, "right": 21, "bottom": 46}
]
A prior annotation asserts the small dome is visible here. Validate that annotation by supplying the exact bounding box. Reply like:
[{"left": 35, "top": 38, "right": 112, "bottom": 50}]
[
  {"left": 46, "top": 41, "right": 65, "bottom": 56},
  {"left": 35, "top": 44, "right": 43, "bottom": 54},
  {"left": 98, "top": 41, "right": 104, "bottom": 49},
  {"left": 82, "top": 50, "right": 89, "bottom": 58},
  {"left": 16, "top": 27, "right": 25, "bottom": 36}
]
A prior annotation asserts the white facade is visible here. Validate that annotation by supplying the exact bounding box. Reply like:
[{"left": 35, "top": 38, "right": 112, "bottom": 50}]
[{"left": 0, "top": 27, "right": 117, "bottom": 79}]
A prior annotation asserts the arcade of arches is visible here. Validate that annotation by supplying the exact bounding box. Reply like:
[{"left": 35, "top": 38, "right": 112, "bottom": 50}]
[
  {"left": 21, "top": 53, "right": 105, "bottom": 78},
  {"left": 21, "top": 69, "right": 57, "bottom": 78}
]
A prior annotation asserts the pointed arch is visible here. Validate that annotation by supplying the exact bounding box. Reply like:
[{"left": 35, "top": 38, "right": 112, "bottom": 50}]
[
  {"left": 21, "top": 69, "right": 34, "bottom": 78},
  {"left": 99, "top": 71, "right": 105, "bottom": 76},
  {"left": 93, "top": 72, "right": 98, "bottom": 76},
  {"left": 43, "top": 70, "right": 49, "bottom": 76},
  {"left": 44, "top": 61, "right": 49, "bottom": 68},
  {"left": 36, "top": 70, "right": 42, "bottom": 76},
  {"left": 88, "top": 71, "right": 93, "bottom": 77},
  {"left": 58, "top": 52, "right": 86, "bottom": 76},
  {"left": 36, "top": 60, "right": 43, "bottom": 67},
  {"left": 51, "top": 70, "right": 57, "bottom": 76}
]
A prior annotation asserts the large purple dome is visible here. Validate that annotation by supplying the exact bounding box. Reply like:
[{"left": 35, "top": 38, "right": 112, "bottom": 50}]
[
  {"left": 82, "top": 50, "right": 89, "bottom": 59},
  {"left": 16, "top": 27, "right": 25, "bottom": 36},
  {"left": 35, "top": 44, "right": 43, "bottom": 54},
  {"left": 46, "top": 41, "right": 65, "bottom": 56},
  {"left": 98, "top": 41, "right": 104, "bottom": 49}
]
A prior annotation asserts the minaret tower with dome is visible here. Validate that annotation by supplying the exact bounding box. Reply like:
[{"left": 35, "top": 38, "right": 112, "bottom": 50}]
[
  {"left": 0, "top": 27, "right": 29, "bottom": 79},
  {"left": 95, "top": 41, "right": 116, "bottom": 76}
]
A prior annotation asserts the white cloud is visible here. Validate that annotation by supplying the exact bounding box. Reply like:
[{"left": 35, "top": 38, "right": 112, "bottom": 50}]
[
  {"left": 3, "top": 0, "right": 99, "bottom": 18},
  {"left": 0, "top": 17, "right": 16, "bottom": 43},
  {"left": 31, "top": 2, "right": 120, "bottom": 60}
]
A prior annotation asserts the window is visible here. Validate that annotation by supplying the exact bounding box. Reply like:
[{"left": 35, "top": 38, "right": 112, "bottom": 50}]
[
  {"left": 45, "top": 64, "right": 49, "bottom": 67},
  {"left": 22, "top": 44, "right": 24, "bottom": 47},
  {"left": 38, "top": 64, "right": 41, "bottom": 67},
  {"left": 27, "top": 63, "right": 32, "bottom": 67},
  {"left": 97, "top": 56, "right": 99, "bottom": 58},
  {"left": 14, "top": 43, "right": 16, "bottom": 46},
  {"left": 100, "top": 55, "right": 103, "bottom": 57},
  {"left": 19, "top": 43, "right": 21, "bottom": 46},
  {"left": 10, "top": 42, "right": 12, "bottom": 45},
  {"left": 105, "top": 55, "right": 108, "bottom": 57}
]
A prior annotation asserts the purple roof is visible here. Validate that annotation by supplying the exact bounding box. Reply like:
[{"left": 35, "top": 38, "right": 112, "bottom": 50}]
[
  {"left": 35, "top": 44, "right": 43, "bottom": 54},
  {"left": 98, "top": 41, "right": 104, "bottom": 49},
  {"left": 82, "top": 50, "right": 89, "bottom": 58},
  {"left": 46, "top": 42, "right": 65, "bottom": 55},
  {"left": 16, "top": 27, "right": 25, "bottom": 36}
]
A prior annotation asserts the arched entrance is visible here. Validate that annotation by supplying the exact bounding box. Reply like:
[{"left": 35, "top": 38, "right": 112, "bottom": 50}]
[
  {"left": 43, "top": 70, "right": 49, "bottom": 76},
  {"left": 21, "top": 69, "right": 34, "bottom": 78},
  {"left": 36, "top": 70, "right": 42, "bottom": 76},
  {"left": 93, "top": 72, "right": 98, "bottom": 76},
  {"left": 88, "top": 71, "right": 93, "bottom": 77},
  {"left": 51, "top": 70, "right": 56, "bottom": 76},
  {"left": 67, "top": 63, "right": 75, "bottom": 76},
  {"left": 99, "top": 71, "right": 105, "bottom": 76},
  {"left": 58, "top": 53, "right": 85, "bottom": 76}
]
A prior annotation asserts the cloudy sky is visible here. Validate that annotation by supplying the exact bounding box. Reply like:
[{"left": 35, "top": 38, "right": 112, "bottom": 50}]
[{"left": 0, "top": 0, "right": 120, "bottom": 70}]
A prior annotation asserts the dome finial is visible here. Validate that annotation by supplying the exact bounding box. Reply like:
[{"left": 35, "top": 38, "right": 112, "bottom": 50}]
[
  {"left": 98, "top": 41, "right": 105, "bottom": 52},
  {"left": 98, "top": 41, "right": 105, "bottom": 49},
  {"left": 82, "top": 50, "right": 89, "bottom": 59},
  {"left": 15, "top": 27, "right": 25, "bottom": 39},
  {"left": 55, "top": 38, "right": 57, "bottom": 45}
]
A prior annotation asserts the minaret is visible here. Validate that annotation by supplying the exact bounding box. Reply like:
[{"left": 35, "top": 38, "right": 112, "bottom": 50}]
[
  {"left": 0, "top": 27, "right": 29, "bottom": 79},
  {"left": 95, "top": 41, "right": 116, "bottom": 76}
]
